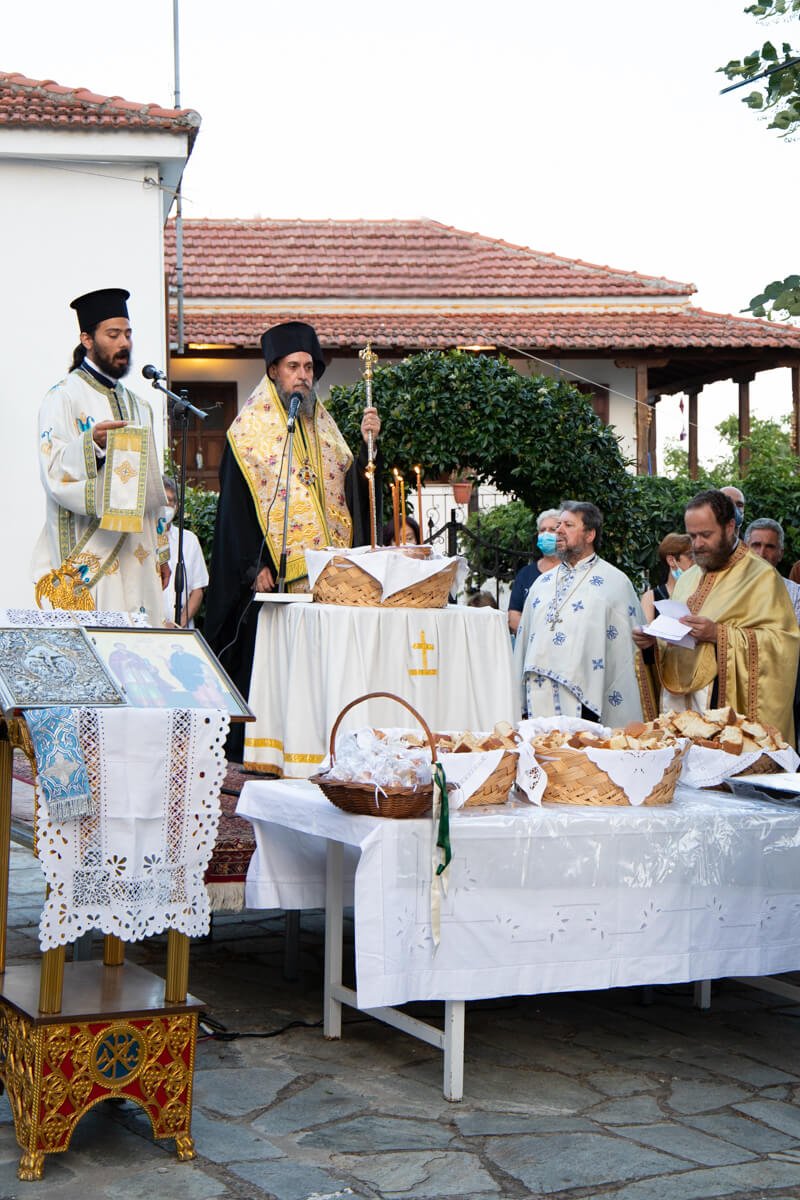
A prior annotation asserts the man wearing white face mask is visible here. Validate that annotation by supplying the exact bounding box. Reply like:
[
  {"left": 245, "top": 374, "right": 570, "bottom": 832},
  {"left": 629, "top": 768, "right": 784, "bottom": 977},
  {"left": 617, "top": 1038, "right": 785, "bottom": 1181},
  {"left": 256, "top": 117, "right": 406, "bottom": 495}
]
[{"left": 161, "top": 476, "right": 209, "bottom": 628}]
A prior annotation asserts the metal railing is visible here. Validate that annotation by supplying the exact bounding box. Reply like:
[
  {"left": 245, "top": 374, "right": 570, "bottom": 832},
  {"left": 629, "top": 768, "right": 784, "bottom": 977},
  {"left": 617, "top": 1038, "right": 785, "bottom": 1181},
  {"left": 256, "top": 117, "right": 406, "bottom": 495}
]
[{"left": 425, "top": 510, "right": 535, "bottom": 604}]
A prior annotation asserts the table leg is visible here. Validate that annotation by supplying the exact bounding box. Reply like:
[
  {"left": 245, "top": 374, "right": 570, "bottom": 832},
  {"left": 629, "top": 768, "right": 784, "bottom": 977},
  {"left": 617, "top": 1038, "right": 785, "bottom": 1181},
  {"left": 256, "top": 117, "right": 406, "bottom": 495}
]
[
  {"left": 694, "top": 980, "right": 711, "bottom": 1010},
  {"left": 323, "top": 839, "right": 343, "bottom": 1039},
  {"left": 442, "top": 1001, "right": 465, "bottom": 1102}
]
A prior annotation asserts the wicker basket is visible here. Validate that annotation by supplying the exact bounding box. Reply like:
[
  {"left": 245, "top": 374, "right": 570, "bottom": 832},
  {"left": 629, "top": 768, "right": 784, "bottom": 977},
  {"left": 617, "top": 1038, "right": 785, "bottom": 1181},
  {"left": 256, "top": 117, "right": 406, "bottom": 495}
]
[
  {"left": 311, "top": 691, "right": 441, "bottom": 818},
  {"left": 313, "top": 554, "right": 457, "bottom": 608},
  {"left": 537, "top": 744, "right": 683, "bottom": 807},
  {"left": 731, "top": 753, "right": 783, "bottom": 777},
  {"left": 453, "top": 747, "right": 518, "bottom": 807}
]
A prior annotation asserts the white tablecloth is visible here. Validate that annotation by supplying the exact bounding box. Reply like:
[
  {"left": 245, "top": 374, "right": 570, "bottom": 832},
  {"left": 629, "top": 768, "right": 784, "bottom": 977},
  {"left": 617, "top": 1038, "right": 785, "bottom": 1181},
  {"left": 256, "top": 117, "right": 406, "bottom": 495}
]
[
  {"left": 237, "top": 780, "right": 800, "bottom": 1009},
  {"left": 243, "top": 603, "right": 517, "bottom": 776}
]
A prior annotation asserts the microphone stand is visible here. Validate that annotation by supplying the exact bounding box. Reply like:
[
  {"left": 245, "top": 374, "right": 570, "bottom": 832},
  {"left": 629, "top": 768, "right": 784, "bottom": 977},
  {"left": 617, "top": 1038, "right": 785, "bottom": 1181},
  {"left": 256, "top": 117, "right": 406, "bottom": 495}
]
[
  {"left": 276, "top": 402, "right": 300, "bottom": 594},
  {"left": 146, "top": 377, "right": 207, "bottom": 625}
]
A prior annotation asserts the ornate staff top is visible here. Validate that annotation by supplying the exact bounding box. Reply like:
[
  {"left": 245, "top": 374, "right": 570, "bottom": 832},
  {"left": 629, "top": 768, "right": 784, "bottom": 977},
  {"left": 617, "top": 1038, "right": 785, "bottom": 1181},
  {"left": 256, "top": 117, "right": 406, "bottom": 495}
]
[
  {"left": 359, "top": 341, "right": 378, "bottom": 384},
  {"left": 359, "top": 342, "right": 379, "bottom": 548}
]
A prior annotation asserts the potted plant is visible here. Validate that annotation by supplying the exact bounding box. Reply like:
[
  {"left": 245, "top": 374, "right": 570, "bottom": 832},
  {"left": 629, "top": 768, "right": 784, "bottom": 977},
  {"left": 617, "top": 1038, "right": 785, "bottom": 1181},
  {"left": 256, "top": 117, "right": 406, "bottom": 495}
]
[{"left": 450, "top": 470, "right": 474, "bottom": 506}]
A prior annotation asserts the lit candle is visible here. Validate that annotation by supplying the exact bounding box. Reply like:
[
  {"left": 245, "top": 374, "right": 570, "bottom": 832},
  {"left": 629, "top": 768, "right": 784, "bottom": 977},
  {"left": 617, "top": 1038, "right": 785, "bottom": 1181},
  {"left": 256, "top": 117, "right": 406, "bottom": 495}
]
[
  {"left": 399, "top": 474, "right": 406, "bottom": 546},
  {"left": 415, "top": 465, "right": 423, "bottom": 538},
  {"left": 392, "top": 471, "right": 400, "bottom": 546}
]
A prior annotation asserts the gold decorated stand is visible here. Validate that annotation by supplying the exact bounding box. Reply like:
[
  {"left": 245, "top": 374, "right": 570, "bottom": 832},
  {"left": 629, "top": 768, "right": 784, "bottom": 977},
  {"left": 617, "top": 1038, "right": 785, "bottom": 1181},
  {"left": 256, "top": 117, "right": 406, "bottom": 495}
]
[{"left": 0, "top": 716, "right": 203, "bottom": 1181}]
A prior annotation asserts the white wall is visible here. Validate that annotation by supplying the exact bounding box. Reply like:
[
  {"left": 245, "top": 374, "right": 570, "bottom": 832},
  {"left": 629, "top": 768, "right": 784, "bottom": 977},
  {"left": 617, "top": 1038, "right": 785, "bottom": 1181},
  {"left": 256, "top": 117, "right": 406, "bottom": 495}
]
[{"left": 0, "top": 143, "right": 184, "bottom": 607}]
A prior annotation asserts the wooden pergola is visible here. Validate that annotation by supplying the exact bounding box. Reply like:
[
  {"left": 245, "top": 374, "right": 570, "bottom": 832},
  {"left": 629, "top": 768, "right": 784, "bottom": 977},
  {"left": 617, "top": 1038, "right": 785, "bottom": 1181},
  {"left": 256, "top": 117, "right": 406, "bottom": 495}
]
[{"left": 631, "top": 349, "right": 800, "bottom": 477}]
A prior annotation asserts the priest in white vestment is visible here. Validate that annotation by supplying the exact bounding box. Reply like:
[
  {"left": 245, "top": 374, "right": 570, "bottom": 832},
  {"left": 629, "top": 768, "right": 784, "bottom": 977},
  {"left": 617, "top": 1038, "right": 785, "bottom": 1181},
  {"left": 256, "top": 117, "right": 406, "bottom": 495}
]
[
  {"left": 31, "top": 288, "right": 169, "bottom": 624},
  {"left": 514, "top": 501, "right": 645, "bottom": 726}
]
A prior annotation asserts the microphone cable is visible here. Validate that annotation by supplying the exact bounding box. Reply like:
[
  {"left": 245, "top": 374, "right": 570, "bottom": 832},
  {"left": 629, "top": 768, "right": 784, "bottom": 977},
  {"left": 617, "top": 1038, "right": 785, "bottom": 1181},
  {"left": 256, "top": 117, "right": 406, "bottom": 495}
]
[{"left": 215, "top": 432, "right": 290, "bottom": 663}]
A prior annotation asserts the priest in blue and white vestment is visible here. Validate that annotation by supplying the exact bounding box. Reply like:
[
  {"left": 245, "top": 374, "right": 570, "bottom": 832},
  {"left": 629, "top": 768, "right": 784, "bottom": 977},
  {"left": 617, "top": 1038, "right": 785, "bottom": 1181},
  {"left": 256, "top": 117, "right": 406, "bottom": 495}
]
[{"left": 514, "top": 501, "right": 646, "bottom": 726}]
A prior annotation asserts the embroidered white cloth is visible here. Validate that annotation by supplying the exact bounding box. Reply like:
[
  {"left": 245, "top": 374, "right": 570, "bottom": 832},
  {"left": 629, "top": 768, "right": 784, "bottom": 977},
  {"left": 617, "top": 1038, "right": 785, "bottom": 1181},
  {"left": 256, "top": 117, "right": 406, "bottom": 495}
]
[
  {"left": 244, "top": 603, "right": 518, "bottom": 777},
  {"left": 581, "top": 744, "right": 686, "bottom": 806},
  {"left": 681, "top": 744, "right": 800, "bottom": 789},
  {"left": 0, "top": 609, "right": 148, "bottom": 628},
  {"left": 35, "top": 707, "right": 228, "bottom": 950},
  {"left": 238, "top": 779, "right": 800, "bottom": 1009},
  {"left": 305, "top": 546, "right": 468, "bottom": 601}
]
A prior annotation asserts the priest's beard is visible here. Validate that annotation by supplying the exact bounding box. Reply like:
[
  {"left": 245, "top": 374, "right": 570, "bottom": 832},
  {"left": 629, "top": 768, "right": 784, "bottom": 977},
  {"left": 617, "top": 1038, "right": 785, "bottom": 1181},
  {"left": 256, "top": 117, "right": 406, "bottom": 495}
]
[
  {"left": 90, "top": 347, "right": 130, "bottom": 380},
  {"left": 274, "top": 381, "right": 316, "bottom": 420},
  {"left": 560, "top": 543, "right": 594, "bottom": 568},
  {"left": 695, "top": 531, "right": 737, "bottom": 573}
]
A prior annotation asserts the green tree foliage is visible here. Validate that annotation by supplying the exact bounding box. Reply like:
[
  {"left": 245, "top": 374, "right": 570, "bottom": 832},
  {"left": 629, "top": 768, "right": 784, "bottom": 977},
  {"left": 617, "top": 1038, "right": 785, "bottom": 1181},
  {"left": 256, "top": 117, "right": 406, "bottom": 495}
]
[
  {"left": 183, "top": 484, "right": 218, "bottom": 566},
  {"left": 747, "top": 275, "right": 800, "bottom": 320},
  {"left": 328, "top": 350, "right": 650, "bottom": 581},
  {"left": 719, "top": 0, "right": 800, "bottom": 317},
  {"left": 461, "top": 501, "right": 538, "bottom": 590}
]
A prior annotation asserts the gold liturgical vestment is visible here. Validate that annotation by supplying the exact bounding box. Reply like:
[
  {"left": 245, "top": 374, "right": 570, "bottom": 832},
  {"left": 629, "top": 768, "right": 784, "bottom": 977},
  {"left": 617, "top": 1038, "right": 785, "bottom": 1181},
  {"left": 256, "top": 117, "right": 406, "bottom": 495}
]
[
  {"left": 657, "top": 542, "right": 800, "bottom": 743},
  {"left": 227, "top": 377, "right": 353, "bottom": 587}
]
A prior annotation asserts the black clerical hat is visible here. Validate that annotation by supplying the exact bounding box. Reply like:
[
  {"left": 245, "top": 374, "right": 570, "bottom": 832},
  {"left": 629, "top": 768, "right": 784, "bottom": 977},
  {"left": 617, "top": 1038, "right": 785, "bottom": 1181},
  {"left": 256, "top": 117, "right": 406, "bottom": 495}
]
[
  {"left": 260, "top": 321, "right": 326, "bottom": 380},
  {"left": 70, "top": 288, "right": 130, "bottom": 332}
]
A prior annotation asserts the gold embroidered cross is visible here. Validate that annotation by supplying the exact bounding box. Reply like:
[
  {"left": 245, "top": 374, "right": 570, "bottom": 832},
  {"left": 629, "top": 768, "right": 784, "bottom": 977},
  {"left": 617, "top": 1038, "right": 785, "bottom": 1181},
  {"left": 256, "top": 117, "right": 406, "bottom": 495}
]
[
  {"left": 409, "top": 630, "right": 436, "bottom": 677},
  {"left": 113, "top": 458, "right": 137, "bottom": 484},
  {"left": 133, "top": 543, "right": 150, "bottom": 565}
]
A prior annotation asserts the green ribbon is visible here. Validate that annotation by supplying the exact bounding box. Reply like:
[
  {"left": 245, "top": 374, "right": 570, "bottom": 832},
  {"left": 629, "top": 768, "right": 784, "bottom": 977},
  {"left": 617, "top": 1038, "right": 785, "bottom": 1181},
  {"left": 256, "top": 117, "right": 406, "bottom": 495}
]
[{"left": 433, "top": 762, "right": 451, "bottom": 875}]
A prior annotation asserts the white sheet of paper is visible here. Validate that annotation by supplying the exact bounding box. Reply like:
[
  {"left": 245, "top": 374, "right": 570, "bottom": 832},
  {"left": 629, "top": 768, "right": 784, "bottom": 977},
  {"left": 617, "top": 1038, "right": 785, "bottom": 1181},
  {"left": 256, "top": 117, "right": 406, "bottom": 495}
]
[
  {"left": 641, "top": 614, "right": 696, "bottom": 648},
  {"left": 254, "top": 593, "right": 314, "bottom": 603},
  {"left": 654, "top": 598, "right": 691, "bottom": 619}
]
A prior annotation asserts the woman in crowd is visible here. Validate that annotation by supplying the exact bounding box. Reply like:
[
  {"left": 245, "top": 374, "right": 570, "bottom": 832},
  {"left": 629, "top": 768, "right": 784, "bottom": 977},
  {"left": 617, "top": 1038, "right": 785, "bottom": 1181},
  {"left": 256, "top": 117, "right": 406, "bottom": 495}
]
[
  {"left": 507, "top": 509, "right": 561, "bottom": 635},
  {"left": 640, "top": 532, "right": 694, "bottom": 623}
]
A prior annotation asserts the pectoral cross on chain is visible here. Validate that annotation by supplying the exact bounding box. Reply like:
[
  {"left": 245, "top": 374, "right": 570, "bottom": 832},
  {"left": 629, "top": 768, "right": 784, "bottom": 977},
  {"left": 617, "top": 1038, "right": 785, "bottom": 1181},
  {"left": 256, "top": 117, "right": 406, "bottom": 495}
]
[{"left": 547, "top": 609, "right": 562, "bottom": 633}]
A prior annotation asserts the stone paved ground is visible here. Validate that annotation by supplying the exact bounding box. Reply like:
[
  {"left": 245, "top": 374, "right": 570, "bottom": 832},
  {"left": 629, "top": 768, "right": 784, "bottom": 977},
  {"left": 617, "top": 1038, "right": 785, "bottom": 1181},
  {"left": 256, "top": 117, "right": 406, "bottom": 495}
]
[{"left": 6, "top": 837, "right": 800, "bottom": 1199}]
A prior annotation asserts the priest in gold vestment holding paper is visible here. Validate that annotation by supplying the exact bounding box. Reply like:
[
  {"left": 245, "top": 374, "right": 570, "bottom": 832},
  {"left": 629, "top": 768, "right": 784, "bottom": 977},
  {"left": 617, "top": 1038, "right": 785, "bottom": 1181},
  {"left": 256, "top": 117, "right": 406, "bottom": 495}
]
[
  {"left": 633, "top": 489, "right": 800, "bottom": 744},
  {"left": 205, "top": 321, "right": 381, "bottom": 759}
]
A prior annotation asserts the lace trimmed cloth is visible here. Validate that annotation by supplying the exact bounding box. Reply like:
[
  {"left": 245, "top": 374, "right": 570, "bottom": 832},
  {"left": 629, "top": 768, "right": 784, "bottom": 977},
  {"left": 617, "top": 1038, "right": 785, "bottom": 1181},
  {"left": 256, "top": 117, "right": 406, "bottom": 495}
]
[
  {"left": 0, "top": 608, "right": 149, "bottom": 627},
  {"left": 34, "top": 706, "right": 228, "bottom": 950},
  {"left": 680, "top": 743, "right": 800, "bottom": 789}
]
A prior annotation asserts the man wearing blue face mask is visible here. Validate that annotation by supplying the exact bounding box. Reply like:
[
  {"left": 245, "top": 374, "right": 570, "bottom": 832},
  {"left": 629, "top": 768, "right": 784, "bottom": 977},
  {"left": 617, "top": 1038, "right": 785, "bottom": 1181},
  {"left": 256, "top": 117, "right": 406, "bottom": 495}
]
[
  {"left": 515, "top": 501, "right": 647, "bottom": 724},
  {"left": 507, "top": 509, "right": 561, "bottom": 635},
  {"left": 720, "top": 486, "right": 745, "bottom": 531}
]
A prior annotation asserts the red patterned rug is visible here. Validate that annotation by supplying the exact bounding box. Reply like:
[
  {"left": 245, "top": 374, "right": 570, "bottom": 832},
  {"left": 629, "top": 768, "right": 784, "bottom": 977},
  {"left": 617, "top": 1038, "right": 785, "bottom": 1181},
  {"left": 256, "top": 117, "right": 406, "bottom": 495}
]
[{"left": 205, "top": 764, "right": 263, "bottom": 890}]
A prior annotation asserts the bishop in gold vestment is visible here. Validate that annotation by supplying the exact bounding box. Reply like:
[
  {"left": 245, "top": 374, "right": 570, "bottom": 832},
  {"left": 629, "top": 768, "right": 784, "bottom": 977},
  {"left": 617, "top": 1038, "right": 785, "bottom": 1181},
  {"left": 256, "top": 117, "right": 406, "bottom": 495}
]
[{"left": 204, "top": 321, "right": 381, "bottom": 761}]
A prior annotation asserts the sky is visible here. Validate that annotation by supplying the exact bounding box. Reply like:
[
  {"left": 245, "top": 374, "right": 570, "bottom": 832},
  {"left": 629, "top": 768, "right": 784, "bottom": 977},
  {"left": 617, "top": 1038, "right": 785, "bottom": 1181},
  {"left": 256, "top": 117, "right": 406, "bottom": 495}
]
[{"left": 5, "top": 0, "right": 799, "bottom": 470}]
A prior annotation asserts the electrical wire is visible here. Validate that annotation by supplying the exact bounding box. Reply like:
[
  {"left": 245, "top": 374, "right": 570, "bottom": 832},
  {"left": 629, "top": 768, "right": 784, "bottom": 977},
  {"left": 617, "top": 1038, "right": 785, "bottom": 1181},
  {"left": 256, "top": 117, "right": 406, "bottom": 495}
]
[{"left": 215, "top": 431, "right": 290, "bottom": 663}]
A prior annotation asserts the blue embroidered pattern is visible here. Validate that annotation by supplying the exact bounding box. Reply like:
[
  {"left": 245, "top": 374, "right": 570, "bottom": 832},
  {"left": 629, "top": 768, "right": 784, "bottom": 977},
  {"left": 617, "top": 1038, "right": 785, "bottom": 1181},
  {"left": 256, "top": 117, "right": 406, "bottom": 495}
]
[
  {"left": 572, "top": 600, "right": 584, "bottom": 612},
  {"left": 592, "top": 657, "right": 604, "bottom": 671},
  {"left": 553, "top": 632, "right": 566, "bottom": 646},
  {"left": 590, "top": 575, "right": 604, "bottom": 586},
  {"left": 606, "top": 625, "right": 618, "bottom": 640},
  {"left": 608, "top": 690, "right": 623, "bottom": 707}
]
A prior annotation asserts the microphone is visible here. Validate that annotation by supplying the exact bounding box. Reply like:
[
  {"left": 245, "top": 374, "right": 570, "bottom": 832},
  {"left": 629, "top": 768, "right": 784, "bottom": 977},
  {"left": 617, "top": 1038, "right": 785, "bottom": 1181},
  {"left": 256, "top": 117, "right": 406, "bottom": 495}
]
[
  {"left": 142, "top": 364, "right": 166, "bottom": 381},
  {"left": 286, "top": 391, "right": 304, "bottom": 431}
]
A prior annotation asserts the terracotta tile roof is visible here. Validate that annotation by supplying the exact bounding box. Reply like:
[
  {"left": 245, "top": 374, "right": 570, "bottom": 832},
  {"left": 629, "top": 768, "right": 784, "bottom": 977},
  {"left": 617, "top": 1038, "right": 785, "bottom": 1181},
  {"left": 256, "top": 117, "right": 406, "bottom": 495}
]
[
  {"left": 164, "top": 218, "right": 694, "bottom": 300},
  {"left": 173, "top": 307, "right": 800, "bottom": 355},
  {"left": 0, "top": 72, "right": 200, "bottom": 144}
]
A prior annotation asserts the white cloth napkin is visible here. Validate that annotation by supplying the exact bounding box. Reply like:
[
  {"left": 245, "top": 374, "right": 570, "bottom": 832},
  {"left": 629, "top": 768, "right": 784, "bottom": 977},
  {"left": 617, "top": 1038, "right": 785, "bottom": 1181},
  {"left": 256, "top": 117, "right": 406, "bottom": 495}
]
[
  {"left": 305, "top": 546, "right": 468, "bottom": 601},
  {"left": 681, "top": 744, "right": 800, "bottom": 789}
]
